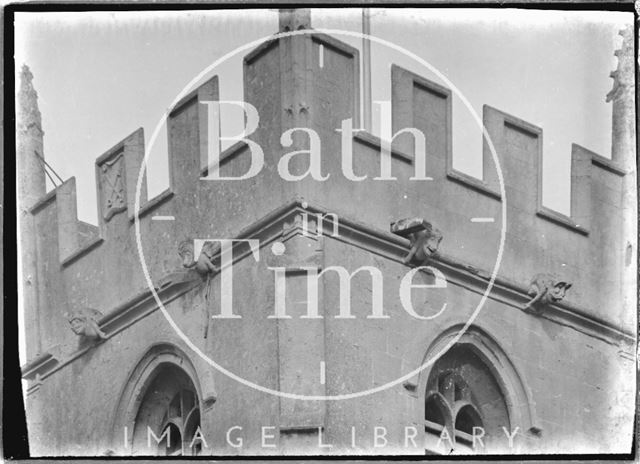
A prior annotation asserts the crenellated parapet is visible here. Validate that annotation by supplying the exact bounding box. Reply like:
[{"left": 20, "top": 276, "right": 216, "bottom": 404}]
[
  {"left": 384, "top": 65, "right": 631, "bottom": 327},
  {"left": 23, "top": 24, "right": 634, "bottom": 366}
]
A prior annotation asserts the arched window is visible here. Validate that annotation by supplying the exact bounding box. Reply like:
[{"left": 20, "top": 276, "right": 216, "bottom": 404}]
[
  {"left": 158, "top": 423, "right": 181, "bottom": 456},
  {"left": 424, "top": 392, "right": 451, "bottom": 439},
  {"left": 424, "top": 345, "right": 509, "bottom": 454},
  {"left": 455, "top": 405, "right": 483, "bottom": 435},
  {"left": 425, "top": 394, "right": 447, "bottom": 428},
  {"left": 130, "top": 364, "right": 202, "bottom": 456}
]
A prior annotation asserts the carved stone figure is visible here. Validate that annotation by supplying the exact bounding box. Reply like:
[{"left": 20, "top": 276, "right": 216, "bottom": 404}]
[
  {"left": 178, "top": 239, "right": 220, "bottom": 276},
  {"left": 523, "top": 274, "right": 572, "bottom": 313},
  {"left": 178, "top": 239, "right": 222, "bottom": 339},
  {"left": 66, "top": 308, "right": 107, "bottom": 341},
  {"left": 391, "top": 217, "right": 443, "bottom": 265}
]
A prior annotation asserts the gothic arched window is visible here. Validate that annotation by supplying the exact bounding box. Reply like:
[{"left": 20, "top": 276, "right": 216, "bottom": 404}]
[
  {"left": 424, "top": 344, "right": 509, "bottom": 454},
  {"left": 156, "top": 388, "right": 201, "bottom": 456},
  {"left": 131, "top": 364, "right": 202, "bottom": 456}
]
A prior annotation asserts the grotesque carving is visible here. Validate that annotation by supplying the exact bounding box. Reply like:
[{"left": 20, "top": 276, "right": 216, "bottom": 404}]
[
  {"left": 405, "top": 226, "right": 443, "bottom": 264},
  {"left": 523, "top": 274, "right": 572, "bottom": 313},
  {"left": 178, "top": 239, "right": 221, "bottom": 339},
  {"left": 66, "top": 308, "right": 107, "bottom": 341},
  {"left": 391, "top": 217, "right": 443, "bottom": 265},
  {"left": 178, "top": 239, "right": 220, "bottom": 276}
]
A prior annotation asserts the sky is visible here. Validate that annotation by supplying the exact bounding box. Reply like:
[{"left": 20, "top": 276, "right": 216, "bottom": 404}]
[{"left": 15, "top": 8, "right": 630, "bottom": 225}]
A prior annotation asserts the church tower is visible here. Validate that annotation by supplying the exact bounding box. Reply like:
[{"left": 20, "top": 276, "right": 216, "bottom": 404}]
[
  {"left": 17, "top": 64, "right": 46, "bottom": 359},
  {"left": 17, "top": 14, "right": 636, "bottom": 456}
]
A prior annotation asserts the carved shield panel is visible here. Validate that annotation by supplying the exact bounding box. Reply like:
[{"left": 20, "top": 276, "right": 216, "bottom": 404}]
[{"left": 100, "top": 153, "right": 126, "bottom": 221}]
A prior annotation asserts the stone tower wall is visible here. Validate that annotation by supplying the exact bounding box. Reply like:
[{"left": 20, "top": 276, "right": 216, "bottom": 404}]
[{"left": 20, "top": 21, "right": 636, "bottom": 456}]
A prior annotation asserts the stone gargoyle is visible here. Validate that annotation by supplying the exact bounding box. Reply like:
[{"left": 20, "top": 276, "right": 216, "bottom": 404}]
[
  {"left": 391, "top": 217, "right": 443, "bottom": 265},
  {"left": 178, "top": 239, "right": 220, "bottom": 276},
  {"left": 66, "top": 308, "right": 107, "bottom": 341},
  {"left": 178, "top": 239, "right": 221, "bottom": 339},
  {"left": 522, "top": 273, "right": 572, "bottom": 314}
]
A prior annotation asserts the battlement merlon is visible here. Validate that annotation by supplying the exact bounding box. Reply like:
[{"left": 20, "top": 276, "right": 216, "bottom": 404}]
[
  {"left": 167, "top": 76, "right": 218, "bottom": 196},
  {"left": 95, "top": 127, "right": 147, "bottom": 231}
]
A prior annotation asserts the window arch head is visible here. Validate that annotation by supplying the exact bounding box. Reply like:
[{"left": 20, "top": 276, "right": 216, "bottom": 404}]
[
  {"left": 110, "top": 344, "right": 214, "bottom": 456},
  {"left": 131, "top": 363, "right": 202, "bottom": 456},
  {"left": 425, "top": 393, "right": 448, "bottom": 427},
  {"left": 455, "top": 404, "right": 483, "bottom": 435},
  {"left": 424, "top": 344, "right": 510, "bottom": 452}
]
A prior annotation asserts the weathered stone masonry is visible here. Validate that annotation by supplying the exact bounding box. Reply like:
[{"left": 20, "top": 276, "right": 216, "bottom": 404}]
[{"left": 19, "top": 14, "right": 635, "bottom": 456}]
